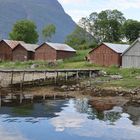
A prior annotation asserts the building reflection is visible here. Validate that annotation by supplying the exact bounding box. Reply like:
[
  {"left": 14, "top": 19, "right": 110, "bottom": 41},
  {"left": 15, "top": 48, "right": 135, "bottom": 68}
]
[
  {"left": 123, "top": 101, "right": 140, "bottom": 126},
  {"left": 74, "top": 98, "right": 125, "bottom": 124}
]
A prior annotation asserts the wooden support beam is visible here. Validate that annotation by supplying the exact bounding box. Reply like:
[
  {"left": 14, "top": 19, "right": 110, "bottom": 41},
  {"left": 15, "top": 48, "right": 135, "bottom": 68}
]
[
  {"left": 20, "top": 93, "right": 23, "bottom": 104},
  {"left": 54, "top": 71, "right": 57, "bottom": 84},
  {"left": 89, "top": 70, "right": 92, "bottom": 78},
  {"left": 43, "top": 94, "right": 46, "bottom": 100},
  {"left": 76, "top": 71, "right": 79, "bottom": 79},
  {"left": 44, "top": 71, "right": 46, "bottom": 81},
  {"left": 57, "top": 72, "right": 59, "bottom": 79},
  {"left": 11, "top": 71, "right": 14, "bottom": 85},
  {"left": 20, "top": 71, "right": 25, "bottom": 89},
  {"left": 32, "top": 72, "right": 35, "bottom": 86},
  {"left": 54, "top": 93, "right": 56, "bottom": 100},
  {"left": 0, "top": 92, "right": 1, "bottom": 108},
  {"left": 31, "top": 95, "right": 34, "bottom": 103},
  {"left": 66, "top": 72, "right": 68, "bottom": 81}
]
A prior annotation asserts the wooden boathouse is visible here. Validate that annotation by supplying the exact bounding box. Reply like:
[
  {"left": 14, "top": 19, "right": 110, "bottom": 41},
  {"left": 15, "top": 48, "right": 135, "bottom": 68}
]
[
  {"left": 88, "top": 43, "right": 129, "bottom": 67},
  {"left": 0, "top": 39, "right": 25, "bottom": 61},
  {"left": 122, "top": 38, "right": 140, "bottom": 68},
  {"left": 35, "top": 42, "right": 76, "bottom": 61},
  {"left": 12, "top": 43, "right": 39, "bottom": 61}
]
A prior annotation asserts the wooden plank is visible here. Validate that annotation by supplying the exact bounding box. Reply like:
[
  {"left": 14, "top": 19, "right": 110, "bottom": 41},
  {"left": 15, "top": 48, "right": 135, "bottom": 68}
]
[
  {"left": 11, "top": 71, "right": 14, "bottom": 85},
  {"left": 0, "top": 69, "right": 99, "bottom": 73}
]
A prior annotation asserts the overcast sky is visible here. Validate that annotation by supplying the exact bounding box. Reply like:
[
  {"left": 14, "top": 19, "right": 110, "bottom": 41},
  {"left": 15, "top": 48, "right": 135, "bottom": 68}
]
[{"left": 58, "top": 0, "right": 140, "bottom": 22}]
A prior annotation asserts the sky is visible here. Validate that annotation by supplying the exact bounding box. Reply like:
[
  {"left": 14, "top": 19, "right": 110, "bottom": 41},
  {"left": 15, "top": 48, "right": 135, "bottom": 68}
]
[{"left": 58, "top": 0, "right": 140, "bottom": 22}]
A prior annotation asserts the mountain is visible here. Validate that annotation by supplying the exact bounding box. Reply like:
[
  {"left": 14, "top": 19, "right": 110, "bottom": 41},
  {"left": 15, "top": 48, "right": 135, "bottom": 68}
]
[{"left": 0, "top": 0, "right": 76, "bottom": 43}]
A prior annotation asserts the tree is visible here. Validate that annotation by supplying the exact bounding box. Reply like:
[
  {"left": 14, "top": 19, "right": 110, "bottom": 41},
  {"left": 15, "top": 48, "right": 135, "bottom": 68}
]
[
  {"left": 65, "top": 25, "right": 96, "bottom": 50},
  {"left": 123, "top": 19, "right": 140, "bottom": 42},
  {"left": 78, "top": 9, "right": 126, "bottom": 43},
  {"left": 9, "top": 20, "right": 39, "bottom": 44},
  {"left": 42, "top": 24, "right": 56, "bottom": 41}
]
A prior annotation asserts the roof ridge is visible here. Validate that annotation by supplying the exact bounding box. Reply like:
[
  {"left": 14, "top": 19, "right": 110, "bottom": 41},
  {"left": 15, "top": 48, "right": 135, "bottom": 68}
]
[{"left": 103, "top": 42, "right": 129, "bottom": 46}]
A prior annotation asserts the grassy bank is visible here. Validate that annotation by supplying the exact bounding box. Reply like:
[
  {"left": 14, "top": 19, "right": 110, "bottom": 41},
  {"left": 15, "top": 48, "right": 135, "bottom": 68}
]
[
  {"left": 101, "top": 67, "right": 140, "bottom": 89},
  {"left": 0, "top": 49, "right": 140, "bottom": 90}
]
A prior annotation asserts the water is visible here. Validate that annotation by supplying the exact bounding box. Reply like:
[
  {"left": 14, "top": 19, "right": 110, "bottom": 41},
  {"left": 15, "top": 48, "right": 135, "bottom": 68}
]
[{"left": 0, "top": 93, "right": 140, "bottom": 140}]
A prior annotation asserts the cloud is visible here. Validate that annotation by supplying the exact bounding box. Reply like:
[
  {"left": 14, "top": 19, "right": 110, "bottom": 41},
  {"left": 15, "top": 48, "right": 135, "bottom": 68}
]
[
  {"left": 58, "top": 0, "right": 86, "bottom": 4},
  {"left": 51, "top": 111, "right": 86, "bottom": 132},
  {"left": 104, "top": 0, "right": 140, "bottom": 10},
  {"left": 0, "top": 126, "right": 28, "bottom": 140},
  {"left": 58, "top": 0, "right": 140, "bottom": 22}
]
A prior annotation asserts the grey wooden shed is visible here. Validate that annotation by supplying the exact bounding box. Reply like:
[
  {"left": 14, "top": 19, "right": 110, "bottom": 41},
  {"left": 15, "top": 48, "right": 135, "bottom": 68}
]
[{"left": 122, "top": 38, "right": 140, "bottom": 68}]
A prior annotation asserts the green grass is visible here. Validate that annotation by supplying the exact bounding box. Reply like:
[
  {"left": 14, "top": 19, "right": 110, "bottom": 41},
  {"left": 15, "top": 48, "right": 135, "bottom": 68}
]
[
  {"left": 94, "top": 66, "right": 140, "bottom": 89},
  {"left": 105, "top": 66, "right": 140, "bottom": 78},
  {"left": 100, "top": 78, "right": 140, "bottom": 89},
  {"left": 64, "top": 49, "right": 90, "bottom": 62}
]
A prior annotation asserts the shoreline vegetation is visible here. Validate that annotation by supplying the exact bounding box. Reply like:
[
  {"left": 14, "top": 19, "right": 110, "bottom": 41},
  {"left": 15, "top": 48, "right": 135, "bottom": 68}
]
[{"left": 0, "top": 49, "right": 140, "bottom": 98}]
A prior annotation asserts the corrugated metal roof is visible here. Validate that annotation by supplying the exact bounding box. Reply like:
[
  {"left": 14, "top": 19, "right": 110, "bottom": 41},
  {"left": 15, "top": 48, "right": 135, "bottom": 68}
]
[
  {"left": 3, "top": 39, "right": 25, "bottom": 49},
  {"left": 19, "top": 43, "right": 39, "bottom": 52},
  {"left": 103, "top": 42, "right": 130, "bottom": 53},
  {"left": 46, "top": 42, "right": 76, "bottom": 52}
]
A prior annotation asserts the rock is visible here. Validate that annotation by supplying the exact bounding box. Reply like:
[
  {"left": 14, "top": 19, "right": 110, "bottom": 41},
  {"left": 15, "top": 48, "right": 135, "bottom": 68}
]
[
  {"left": 131, "top": 88, "right": 140, "bottom": 94},
  {"left": 69, "top": 87, "right": 75, "bottom": 91},
  {"left": 110, "top": 75, "right": 123, "bottom": 80},
  {"left": 91, "top": 73, "right": 98, "bottom": 78},
  {"left": 86, "top": 81, "right": 91, "bottom": 87},
  {"left": 76, "top": 88, "right": 80, "bottom": 91},
  {"left": 30, "top": 64, "right": 39, "bottom": 69},
  {"left": 98, "top": 70, "right": 107, "bottom": 76},
  {"left": 61, "top": 85, "right": 68, "bottom": 90},
  {"left": 76, "top": 84, "right": 80, "bottom": 87},
  {"left": 136, "top": 76, "right": 140, "bottom": 79},
  {"left": 48, "top": 61, "right": 57, "bottom": 67},
  {"left": 137, "top": 100, "right": 140, "bottom": 104},
  {"left": 72, "top": 85, "right": 76, "bottom": 88}
]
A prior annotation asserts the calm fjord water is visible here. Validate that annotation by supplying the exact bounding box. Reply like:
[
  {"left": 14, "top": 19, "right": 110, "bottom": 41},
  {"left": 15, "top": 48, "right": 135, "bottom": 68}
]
[{"left": 0, "top": 94, "right": 140, "bottom": 140}]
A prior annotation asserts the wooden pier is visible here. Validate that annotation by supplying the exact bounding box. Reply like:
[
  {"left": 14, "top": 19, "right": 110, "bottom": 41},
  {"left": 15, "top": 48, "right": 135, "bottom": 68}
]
[{"left": 0, "top": 69, "right": 100, "bottom": 88}]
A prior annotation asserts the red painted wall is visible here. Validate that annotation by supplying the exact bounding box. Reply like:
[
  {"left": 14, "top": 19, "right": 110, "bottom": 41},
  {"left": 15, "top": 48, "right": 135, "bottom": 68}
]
[{"left": 89, "top": 44, "right": 122, "bottom": 67}]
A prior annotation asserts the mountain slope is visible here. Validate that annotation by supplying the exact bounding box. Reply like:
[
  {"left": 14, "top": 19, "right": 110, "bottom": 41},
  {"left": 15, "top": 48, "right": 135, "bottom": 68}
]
[{"left": 0, "top": 0, "right": 76, "bottom": 43}]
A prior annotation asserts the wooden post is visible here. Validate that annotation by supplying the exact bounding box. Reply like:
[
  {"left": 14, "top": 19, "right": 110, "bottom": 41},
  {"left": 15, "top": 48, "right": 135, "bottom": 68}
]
[
  {"left": 0, "top": 92, "right": 1, "bottom": 108},
  {"left": 20, "top": 71, "right": 25, "bottom": 89},
  {"left": 20, "top": 93, "right": 23, "bottom": 104},
  {"left": 43, "top": 94, "right": 46, "bottom": 100},
  {"left": 54, "top": 93, "right": 56, "bottom": 100},
  {"left": 76, "top": 71, "right": 79, "bottom": 79},
  {"left": 31, "top": 94, "right": 34, "bottom": 103},
  {"left": 54, "top": 71, "right": 57, "bottom": 84},
  {"left": 32, "top": 72, "right": 35, "bottom": 86},
  {"left": 89, "top": 70, "right": 92, "bottom": 86},
  {"left": 57, "top": 72, "right": 59, "bottom": 78},
  {"left": 66, "top": 72, "right": 68, "bottom": 81},
  {"left": 89, "top": 70, "right": 92, "bottom": 78},
  {"left": 11, "top": 71, "right": 14, "bottom": 85},
  {"left": 44, "top": 71, "right": 46, "bottom": 81}
]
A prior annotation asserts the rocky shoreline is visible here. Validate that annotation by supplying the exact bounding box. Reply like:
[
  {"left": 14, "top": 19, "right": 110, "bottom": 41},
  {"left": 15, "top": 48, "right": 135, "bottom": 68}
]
[{"left": 58, "top": 82, "right": 140, "bottom": 98}]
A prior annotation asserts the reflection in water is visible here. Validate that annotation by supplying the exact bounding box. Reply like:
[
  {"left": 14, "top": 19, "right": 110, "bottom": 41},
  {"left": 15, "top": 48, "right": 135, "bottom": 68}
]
[
  {"left": 123, "top": 101, "right": 140, "bottom": 126},
  {"left": 0, "top": 92, "right": 140, "bottom": 140},
  {"left": 51, "top": 100, "right": 88, "bottom": 132},
  {"left": 0, "top": 127, "right": 28, "bottom": 140},
  {"left": 74, "top": 98, "right": 123, "bottom": 124}
]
